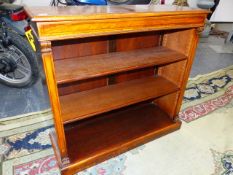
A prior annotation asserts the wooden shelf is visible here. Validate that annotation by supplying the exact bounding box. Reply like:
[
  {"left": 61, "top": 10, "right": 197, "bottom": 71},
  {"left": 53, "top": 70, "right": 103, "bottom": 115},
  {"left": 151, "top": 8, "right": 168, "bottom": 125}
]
[
  {"left": 55, "top": 46, "right": 187, "bottom": 84},
  {"left": 62, "top": 103, "right": 181, "bottom": 174},
  {"left": 60, "top": 76, "right": 179, "bottom": 124}
]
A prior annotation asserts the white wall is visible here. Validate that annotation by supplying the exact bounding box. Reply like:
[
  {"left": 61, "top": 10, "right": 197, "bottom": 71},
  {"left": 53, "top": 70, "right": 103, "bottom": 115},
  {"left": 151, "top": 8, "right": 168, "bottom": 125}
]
[
  {"left": 210, "top": 0, "right": 233, "bottom": 22},
  {"left": 14, "top": 0, "right": 50, "bottom": 6}
]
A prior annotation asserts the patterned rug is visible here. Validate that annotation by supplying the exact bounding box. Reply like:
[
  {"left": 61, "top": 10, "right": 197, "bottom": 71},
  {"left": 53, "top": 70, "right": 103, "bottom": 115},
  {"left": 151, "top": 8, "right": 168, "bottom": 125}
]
[
  {"left": 180, "top": 65, "right": 233, "bottom": 122},
  {"left": 1, "top": 65, "right": 233, "bottom": 175}
]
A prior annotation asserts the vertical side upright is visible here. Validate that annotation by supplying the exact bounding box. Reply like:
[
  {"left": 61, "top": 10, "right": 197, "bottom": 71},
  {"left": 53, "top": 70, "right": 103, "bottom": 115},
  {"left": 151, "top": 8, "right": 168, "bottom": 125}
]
[
  {"left": 157, "top": 28, "right": 200, "bottom": 119},
  {"left": 40, "top": 41, "right": 69, "bottom": 165}
]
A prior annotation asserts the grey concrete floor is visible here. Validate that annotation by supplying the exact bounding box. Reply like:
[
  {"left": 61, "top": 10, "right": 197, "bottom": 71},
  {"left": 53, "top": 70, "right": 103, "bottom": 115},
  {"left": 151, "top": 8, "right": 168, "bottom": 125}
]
[
  {"left": 190, "top": 36, "right": 233, "bottom": 77},
  {"left": 0, "top": 36, "right": 232, "bottom": 119},
  {"left": 0, "top": 79, "right": 50, "bottom": 118}
]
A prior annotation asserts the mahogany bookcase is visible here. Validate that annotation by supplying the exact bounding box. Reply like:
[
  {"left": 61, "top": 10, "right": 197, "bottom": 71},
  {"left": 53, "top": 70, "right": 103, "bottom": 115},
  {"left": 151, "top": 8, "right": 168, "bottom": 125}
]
[{"left": 26, "top": 5, "right": 208, "bottom": 175}]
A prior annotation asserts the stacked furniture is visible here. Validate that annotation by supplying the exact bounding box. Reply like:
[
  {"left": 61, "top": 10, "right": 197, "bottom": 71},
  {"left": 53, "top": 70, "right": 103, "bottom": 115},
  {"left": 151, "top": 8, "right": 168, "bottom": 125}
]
[{"left": 26, "top": 5, "right": 208, "bottom": 175}]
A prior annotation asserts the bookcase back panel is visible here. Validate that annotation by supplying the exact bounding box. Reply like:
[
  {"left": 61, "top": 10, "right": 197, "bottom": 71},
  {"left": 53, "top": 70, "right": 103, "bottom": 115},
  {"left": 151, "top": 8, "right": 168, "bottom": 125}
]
[
  {"left": 58, "top": 77, "right": 108, "bottom": 96},
  {"left": 52, "top": 36, "right": 109, "bottom": 60},
  {"left": 114, "top": 32, "right": 161, "bottom": 51},
  {"left": 58, "top": 67, "right": 156, "bottom": 96},
  {"left": 112, "top": 32, "right": 160, "bottom": 83},
  {"left": 52, "top": 37, "right": 109, "bottom": 95},
  {"left": 109, "top": 67, "right": 155, "bottom": 84},
  {"left": 55, "top": 32, "right": 161, "bottom": 95}
]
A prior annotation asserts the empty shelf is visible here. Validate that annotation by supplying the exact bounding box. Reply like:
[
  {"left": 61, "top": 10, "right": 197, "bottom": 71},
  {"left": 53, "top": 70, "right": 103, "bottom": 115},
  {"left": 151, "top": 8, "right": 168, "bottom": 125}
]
[
  {"left": 55, "top": 46, "right": 186, "bottom": 84},
  {"left": 62, "top": 103, "right": 181, "bottom": 174},
  {"left": 60, "top": 76, "right": 179, "bottom": 123}
]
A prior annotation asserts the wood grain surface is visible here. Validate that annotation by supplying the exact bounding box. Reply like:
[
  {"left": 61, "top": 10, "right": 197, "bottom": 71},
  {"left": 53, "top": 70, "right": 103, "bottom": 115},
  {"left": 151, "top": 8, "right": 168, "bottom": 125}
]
[
  {"left": 55, "top": 47, "right": 186, "bottom": 84},
  {"left": 62, "top": 103, "right": 181, "bottom": 175},
  {"left": 58, "top": 77, "right": 108, "bottom": 96},
  {"left": 112, "top": 32, "right": 160, "bottom": 83},
  {"left": 40, "top": 42, "right": 68, "bottom": 161},
  {"left": 26, "top": 5, "right": 208, "bottom": 22},
  {"left": 26, "top": 5, "right": 208, "bottom": 41},
  {"left": 52, "top": 37, "right": 108, "bottom": 60},
  {"left": 158, "top": 29, "right": 199, "bottom": 119},
  {"left": 60, "top": 76, "right": 179, "bottom": 124},
  {"left": 29, "top": 5, "right": 207, "bottom": 174}
]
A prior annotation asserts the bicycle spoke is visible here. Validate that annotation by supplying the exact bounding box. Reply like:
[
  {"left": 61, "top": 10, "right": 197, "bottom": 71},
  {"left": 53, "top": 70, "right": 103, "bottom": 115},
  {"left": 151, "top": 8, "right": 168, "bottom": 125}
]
[
  {"left": 15, "top": 69, "right": 24, "bottom": 78},
  {"left": 17, "top": 64, "right": 30, "bottom": 74},
  {"left": 15, "top": 55, "right": 24, "bottom": 64},
  {"left": 12, "top": 72, "right": 17, "bottom": 79},
  {"left": 17, "top": 67, "right": 29, "bottom": 78},
  {"left": 6, "top": 72, "right": 13, "bottom": 79}
]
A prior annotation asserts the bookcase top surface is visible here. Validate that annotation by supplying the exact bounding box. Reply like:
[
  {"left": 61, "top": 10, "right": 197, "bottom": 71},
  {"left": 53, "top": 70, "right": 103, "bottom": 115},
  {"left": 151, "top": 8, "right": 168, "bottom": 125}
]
[{"left": 26, "top": 5, "right": 208, "bottom": 22}]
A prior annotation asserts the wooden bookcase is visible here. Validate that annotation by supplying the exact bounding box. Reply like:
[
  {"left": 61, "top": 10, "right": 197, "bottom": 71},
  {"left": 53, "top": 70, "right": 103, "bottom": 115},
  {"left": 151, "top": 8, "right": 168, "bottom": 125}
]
[{"left": 26, "top": 5, "right": 208, "bottom": 175}]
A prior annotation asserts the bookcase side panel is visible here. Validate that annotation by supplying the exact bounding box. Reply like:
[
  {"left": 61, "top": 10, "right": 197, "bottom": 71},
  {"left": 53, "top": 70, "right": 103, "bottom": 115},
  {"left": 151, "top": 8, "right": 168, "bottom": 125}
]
[
  {"left": 157, "top": 28, "right": 199, "bottom": 119},
  {"left": 154, "top": 91, "right": 180, "bottom": 119},
  {"left": 40, "top": 41, "right": 69, "bottom": 165}
]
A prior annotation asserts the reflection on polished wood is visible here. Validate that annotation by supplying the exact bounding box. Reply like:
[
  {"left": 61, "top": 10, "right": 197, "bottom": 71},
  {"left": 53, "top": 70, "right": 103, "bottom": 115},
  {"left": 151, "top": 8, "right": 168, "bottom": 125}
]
[
  {"left": 26, "top": 5, "right": 207, "bottom": 22},
  {"left": 27, "top": 5, "right": 208, "bottom": 41}
]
